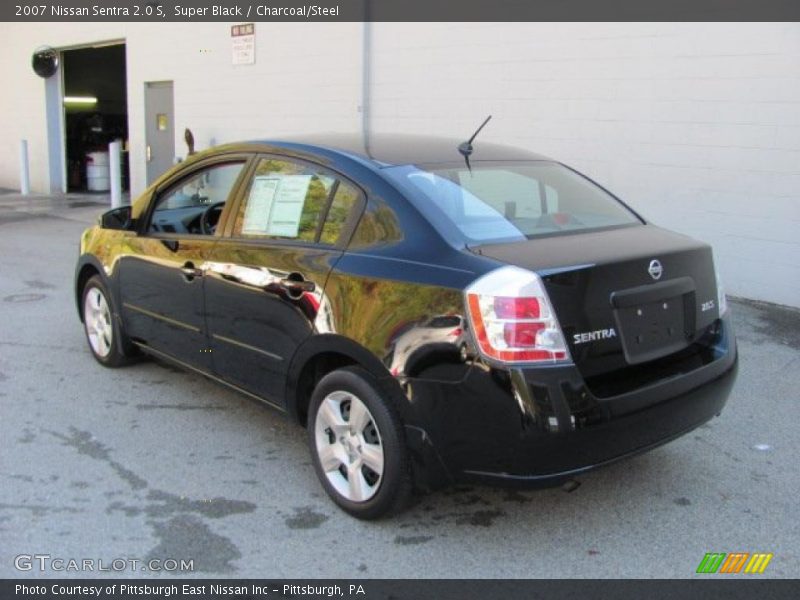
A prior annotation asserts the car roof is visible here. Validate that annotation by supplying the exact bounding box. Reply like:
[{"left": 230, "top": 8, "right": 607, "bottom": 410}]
[{"left": 250, "top": 133, "right": 552, "bottom": 167}]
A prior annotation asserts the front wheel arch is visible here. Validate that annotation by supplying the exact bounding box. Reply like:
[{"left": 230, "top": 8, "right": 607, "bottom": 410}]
[
  {"left": 76, "top": 261, "right": 138, "bottom": 362},
  {"left": 80, "top": 274, "right": 137, "bottom": 366},
  {"left": 76, "top": 263, "right": 101, "bottom": 321}
]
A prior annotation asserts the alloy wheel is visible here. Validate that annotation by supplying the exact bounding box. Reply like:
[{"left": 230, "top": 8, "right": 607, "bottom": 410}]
[
  {"left": 314, "top": 390, "right": 384, "bottom": 502},
  {"left": 84, "top": 286, "right": 113, "bottom": 358}
]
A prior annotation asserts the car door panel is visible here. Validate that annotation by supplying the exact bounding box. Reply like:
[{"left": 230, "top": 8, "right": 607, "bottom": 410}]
[
  {"left": 117, "top": 156, "right": 252, "bottom": 370},
  {"left": 203, "top": 244, "right": 342, "bottom": 404},
  {"left": 119, "top": 237, "right": 214, "bottom": 368}
]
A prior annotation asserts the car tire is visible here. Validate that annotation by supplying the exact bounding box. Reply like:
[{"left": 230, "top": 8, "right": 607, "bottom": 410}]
[
  {"left": 81, "top": 275, "right": 135, "bottom": 367},
  {"left": 308, "top": 366, "right": 412, "bottom": 519}
]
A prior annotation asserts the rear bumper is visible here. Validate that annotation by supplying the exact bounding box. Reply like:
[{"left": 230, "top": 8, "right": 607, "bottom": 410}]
[{"left": 402, "top": 316, "right": 738, "bottom": 489}]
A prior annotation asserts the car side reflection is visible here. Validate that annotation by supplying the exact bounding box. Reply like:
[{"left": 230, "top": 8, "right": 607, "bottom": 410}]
[
  {"left": 387, "top": 315, "right": 470, "bottom": 377},
  {"left": 204, "top": 261, "right": 324, "bottom": 322}
]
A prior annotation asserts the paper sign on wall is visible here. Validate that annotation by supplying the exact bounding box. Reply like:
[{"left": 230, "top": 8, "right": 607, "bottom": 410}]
[{"left": 231, "top": 23, "right": 255, "bottom": 65}]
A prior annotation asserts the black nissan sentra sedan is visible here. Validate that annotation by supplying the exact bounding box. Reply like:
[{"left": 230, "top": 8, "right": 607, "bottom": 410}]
[{"left": 75, "top": 133, "right": 738, "bottom": 519}]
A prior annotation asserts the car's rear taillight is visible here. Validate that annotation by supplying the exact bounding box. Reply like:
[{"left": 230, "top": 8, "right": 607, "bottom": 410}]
[{"left": 465, "top": 266, "right": 570, "bottom": 364}]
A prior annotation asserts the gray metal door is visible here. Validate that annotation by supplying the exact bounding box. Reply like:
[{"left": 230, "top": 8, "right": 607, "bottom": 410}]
[{"left": 144, "top": 81, "right": 175, "bottom": 185}]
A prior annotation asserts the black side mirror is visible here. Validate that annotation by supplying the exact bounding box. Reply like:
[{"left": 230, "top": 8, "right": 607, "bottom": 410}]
[{"left": 100, "top": 206, "right": 134, "bottom": 230}]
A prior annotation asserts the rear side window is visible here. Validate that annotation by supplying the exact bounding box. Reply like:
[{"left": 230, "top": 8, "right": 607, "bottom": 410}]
[
  {"left": 384, "top": 162, "right": 641, "bottom": 245},
  {"left": 320, "top": 182, "right": 359, "bottom": 245},
  {"left": 232, "top": 158, "right": 358, "bottom": 245}
]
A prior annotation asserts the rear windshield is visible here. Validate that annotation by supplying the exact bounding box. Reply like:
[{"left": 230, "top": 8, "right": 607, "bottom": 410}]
[{"left": 383, "top": 161, "right": 642, "bottom": 245}]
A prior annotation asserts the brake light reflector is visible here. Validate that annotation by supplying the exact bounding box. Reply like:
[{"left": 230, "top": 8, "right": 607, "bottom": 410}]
[
  {"left": 465, "top": 266, "right": 569, "bottom": 364},
  {"left": 503, "top": 321, "right": 545, "bottom": 347}
]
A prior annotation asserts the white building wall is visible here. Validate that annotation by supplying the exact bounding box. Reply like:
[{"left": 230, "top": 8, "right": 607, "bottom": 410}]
[
  {"left": 369, "top": 23, "right": 800, "bottom": 307},
  {"left": 0, "top": 22, "right": 797, "bottom": 306}
]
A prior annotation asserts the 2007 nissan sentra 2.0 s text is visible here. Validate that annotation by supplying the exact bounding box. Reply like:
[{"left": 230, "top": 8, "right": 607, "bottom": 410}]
[{"left": 75, "top": 132, "right": 738, "bottom": 519}]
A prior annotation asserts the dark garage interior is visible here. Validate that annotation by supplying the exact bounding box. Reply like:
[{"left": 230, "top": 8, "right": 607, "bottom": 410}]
[{"left": 62, "top": 44, "right": 129, "bottom": 193}]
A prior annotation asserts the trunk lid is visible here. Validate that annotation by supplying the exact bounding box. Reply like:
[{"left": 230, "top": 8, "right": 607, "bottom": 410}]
[{"left": 473, "top": 224, "right": 722, "bottom": 387}]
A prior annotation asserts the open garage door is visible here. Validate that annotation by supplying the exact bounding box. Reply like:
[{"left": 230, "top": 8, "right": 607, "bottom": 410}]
[{"left": 61, "top": 43, "right": 129, "bottom": 193}]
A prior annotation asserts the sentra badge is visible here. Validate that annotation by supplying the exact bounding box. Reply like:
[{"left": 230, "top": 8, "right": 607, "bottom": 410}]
[{"left": 573, "top": 328, "right": 617, "bottom": 345}]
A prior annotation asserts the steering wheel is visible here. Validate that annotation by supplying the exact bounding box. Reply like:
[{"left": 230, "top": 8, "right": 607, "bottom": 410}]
[{"left": 200, "top": 201, "right": 226, "bottom": 235}]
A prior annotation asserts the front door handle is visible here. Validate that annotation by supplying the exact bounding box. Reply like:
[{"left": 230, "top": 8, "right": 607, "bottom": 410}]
[{"left": 146, "top": 145, "right": 152, "bottom": 162}]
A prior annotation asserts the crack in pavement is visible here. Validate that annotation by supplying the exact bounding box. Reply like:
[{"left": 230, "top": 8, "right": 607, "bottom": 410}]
[
  {"left": 48, "top": 426, "right": 256, "bottom": 573},
  {"left": 48, "top": 428, "right": 148, "bottom": 490}
]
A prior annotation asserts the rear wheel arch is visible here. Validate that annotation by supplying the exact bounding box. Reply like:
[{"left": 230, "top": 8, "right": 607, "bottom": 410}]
[{"left": 287, "top": 335, "right": 397, "bottom": 427}]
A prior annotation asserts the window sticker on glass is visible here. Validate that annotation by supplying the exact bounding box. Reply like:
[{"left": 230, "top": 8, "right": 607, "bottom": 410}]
[
  {"left": 241, "top": 176, "right": 280, "bottom": 234},
  {"left": 241, "top": 174, "right": 313, "bottom": 237},
  {"left": 157, "top": 114, "right": 168, "bottom": 131}
]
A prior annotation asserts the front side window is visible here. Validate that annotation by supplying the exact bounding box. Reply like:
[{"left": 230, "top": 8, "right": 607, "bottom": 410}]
[
  {"left": 232, "top": 157, "right": 358, "bottom": 245},
  {"left": 148, "top": 162, "right": 245, "bottom": 235},
  {"left": 384, "top": 161, "right": 642, "bottom": 245}
]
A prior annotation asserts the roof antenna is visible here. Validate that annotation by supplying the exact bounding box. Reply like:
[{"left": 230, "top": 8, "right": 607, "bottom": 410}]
[{"left": 458, "top": 115, "right": 492, "bottom": 172}]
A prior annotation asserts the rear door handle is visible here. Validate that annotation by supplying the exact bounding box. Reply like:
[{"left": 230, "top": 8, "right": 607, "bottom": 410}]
[
  {"left": 279, "top": 277, "right": 315, "bottom": 293},
  {"left": 181, "top": 262, "right": 204, "bottom": 281}
]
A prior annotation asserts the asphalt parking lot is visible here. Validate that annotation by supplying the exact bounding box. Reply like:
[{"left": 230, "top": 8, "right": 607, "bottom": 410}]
[{"left": 0, "top": 192, "right": 797, "bottom": 579}]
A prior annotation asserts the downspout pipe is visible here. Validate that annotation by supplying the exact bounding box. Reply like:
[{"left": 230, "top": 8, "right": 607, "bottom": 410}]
[
  {"left": 19, "top": 140, "right": 31, "bottom": 195},
  {"left": 361, "top": 2, "right": 371, "bottom": 156}
]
